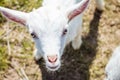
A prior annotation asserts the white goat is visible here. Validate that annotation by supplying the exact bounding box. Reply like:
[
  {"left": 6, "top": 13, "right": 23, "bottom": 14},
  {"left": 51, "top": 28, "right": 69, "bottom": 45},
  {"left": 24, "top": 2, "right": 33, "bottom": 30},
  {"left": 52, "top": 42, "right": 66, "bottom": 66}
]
[
  {"left": 105, "top": 46, "right": 120, "bottom": 80},
  {"left": 0, "top": 0, "right": 104, "bottom": 71}
]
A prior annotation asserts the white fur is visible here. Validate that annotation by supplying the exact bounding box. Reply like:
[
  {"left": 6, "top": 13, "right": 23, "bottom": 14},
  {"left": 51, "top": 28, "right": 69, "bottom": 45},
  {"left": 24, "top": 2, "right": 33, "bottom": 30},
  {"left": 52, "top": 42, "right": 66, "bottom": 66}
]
[
  {"left": 95, "top": 0, "right": 105, "bottom": 10},
  {"left": 105, "top": 46, "right": 120, "bottom": 80},
  {"left": 0, "top": 0, "right": 104, "bottom": 71}
]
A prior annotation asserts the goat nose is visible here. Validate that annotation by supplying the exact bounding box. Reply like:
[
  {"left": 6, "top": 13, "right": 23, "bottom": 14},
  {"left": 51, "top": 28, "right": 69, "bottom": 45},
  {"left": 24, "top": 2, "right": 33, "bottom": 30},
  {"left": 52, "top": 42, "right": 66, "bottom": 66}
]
[{"left": 47, "top": 55, "right": 57, "bottom": 63}]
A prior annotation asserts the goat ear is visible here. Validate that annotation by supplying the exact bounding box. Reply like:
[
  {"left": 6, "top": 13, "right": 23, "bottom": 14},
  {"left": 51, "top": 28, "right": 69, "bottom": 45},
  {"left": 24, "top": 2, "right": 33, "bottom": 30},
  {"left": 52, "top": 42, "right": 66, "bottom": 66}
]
[
  {"left": 66, "top": 0, "right": 89, "bottom": 22},
  {"left": 0, "top": 7, "right": 27, "bottom": 26}
]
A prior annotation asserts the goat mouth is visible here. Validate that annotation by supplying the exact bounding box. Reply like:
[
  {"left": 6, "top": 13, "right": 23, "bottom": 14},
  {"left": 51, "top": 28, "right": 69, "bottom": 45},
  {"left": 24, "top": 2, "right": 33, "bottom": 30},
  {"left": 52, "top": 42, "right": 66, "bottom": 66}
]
[
  {"left": 47, "top": 64, "right": 60, "bottom": 71},
  {"left": 48, "top": 65, "right": 59, "bottom": 69}
]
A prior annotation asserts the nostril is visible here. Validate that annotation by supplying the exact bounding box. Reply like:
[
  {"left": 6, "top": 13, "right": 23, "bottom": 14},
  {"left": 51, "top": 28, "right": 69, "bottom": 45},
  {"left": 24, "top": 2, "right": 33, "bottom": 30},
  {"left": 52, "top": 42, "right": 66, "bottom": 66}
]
[{"left": 47, "top": 55, "right": 57, "bottom": 63}]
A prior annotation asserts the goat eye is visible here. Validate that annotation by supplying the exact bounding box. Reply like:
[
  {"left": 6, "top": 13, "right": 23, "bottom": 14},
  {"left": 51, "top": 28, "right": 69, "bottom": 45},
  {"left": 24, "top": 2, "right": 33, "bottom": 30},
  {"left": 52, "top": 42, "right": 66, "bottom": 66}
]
[
  {"left": 31, "top": 32, "right": 38, "bottom": 38},
  {"left": 62, "top": 29, "right": 67, "bottom": 35}
]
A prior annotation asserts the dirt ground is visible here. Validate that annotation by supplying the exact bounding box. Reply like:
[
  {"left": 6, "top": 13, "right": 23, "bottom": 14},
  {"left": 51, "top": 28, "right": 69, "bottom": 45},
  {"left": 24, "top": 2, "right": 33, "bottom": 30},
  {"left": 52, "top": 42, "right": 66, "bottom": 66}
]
[{"left": 0, "top": 0, "right": 120, "bottom": 80}]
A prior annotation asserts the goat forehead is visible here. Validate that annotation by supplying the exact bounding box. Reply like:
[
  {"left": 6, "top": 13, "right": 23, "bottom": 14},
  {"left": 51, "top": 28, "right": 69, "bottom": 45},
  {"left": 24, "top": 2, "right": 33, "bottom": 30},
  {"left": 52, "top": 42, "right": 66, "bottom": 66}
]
[
  {"left": 28, "top": 7, "right": 67, "bottom": 34},
  {"left": 30, "top": 7, "right": 67, "bottom": 23}
]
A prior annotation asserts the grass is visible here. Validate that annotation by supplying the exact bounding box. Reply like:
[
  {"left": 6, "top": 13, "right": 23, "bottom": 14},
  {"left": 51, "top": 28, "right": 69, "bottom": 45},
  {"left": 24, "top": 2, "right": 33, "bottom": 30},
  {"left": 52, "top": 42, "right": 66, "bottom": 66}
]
[{"left": 0, "top": 40, "right": 9, "bottom": 71}]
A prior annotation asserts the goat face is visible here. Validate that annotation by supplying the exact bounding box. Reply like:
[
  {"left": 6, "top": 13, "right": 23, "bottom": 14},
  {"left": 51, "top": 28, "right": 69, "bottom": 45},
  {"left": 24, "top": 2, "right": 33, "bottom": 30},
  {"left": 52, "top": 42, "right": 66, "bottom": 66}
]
[
  {"left": 27, "top": 7, "right": 69, "bottom": 71},
  {"left": 0, "top": 0, "right": 89, "bottom": 71}
]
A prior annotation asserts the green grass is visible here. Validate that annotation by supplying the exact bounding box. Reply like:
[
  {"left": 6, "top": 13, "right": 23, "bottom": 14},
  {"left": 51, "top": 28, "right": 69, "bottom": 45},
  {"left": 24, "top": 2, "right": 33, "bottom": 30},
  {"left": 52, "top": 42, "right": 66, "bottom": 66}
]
[{"left": 0, "top": 39, "right": 9, "bottom": 71}]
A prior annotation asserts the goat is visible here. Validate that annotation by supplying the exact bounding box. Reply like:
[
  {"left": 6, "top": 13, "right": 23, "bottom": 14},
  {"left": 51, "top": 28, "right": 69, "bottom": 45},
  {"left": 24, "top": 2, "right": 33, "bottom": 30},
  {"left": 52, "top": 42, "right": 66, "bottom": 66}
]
[
  {"left": 0, "top": 0, "right": 104, "bottom": 71},
  {"left": 105, "top": 46, "right": 120, "bottom": 80}
]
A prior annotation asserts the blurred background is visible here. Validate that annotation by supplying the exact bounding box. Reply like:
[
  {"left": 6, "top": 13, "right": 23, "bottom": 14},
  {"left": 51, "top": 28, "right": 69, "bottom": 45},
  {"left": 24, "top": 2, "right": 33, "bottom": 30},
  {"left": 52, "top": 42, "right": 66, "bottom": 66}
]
[{"left": 0, "top": 0, "right": 120, "bottom": 80}]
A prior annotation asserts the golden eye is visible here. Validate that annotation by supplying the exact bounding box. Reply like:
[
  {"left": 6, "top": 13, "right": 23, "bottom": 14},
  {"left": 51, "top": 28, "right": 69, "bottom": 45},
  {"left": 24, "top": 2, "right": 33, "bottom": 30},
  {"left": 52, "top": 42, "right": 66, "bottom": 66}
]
[{"left": 31, "top": 32, "right": 38, "bottom": 38}]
